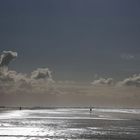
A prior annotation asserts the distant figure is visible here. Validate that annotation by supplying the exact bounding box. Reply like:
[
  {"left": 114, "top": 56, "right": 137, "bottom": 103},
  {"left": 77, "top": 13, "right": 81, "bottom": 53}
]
[
  {"left": 19, "top": 107, "right": 22, "bottom": 110},
  {"left": 90, "top": 107, "right": 92, "bottom": 113}
]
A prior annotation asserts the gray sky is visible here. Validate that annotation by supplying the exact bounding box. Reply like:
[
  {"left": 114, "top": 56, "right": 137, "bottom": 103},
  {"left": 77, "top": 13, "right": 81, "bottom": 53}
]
[
  {"left": 0, "top": 0, "right": 140, "bottom": 82},
  {"left": 0, "top": 0, "right": 140, "bottom": 107}
]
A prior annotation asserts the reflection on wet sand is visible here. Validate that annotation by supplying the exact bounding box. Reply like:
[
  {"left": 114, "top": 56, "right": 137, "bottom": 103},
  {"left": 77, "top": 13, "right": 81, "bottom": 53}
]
[{"left": 0, "top": 108, "right": 140, "bottom": 140}]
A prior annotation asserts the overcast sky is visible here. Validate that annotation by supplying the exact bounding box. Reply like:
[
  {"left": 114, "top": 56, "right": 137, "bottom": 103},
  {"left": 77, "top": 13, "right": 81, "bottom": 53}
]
[
  {"left": 0, "top": 0, "right": 140, "bottom": 82},
  {"left": 0, "top": 0, "right": 140, "bottom": 107}
]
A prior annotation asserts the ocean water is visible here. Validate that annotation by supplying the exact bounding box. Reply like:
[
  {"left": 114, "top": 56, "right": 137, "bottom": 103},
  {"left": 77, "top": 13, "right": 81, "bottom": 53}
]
[{"left": 0, "top": 108, "right": 140, "bottom": 140}]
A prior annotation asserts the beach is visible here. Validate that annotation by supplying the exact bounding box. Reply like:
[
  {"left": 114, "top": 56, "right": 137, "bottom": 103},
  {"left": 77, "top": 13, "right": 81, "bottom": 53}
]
[{"left": 0, "top": 108, "right": 140, "bottom": 140}]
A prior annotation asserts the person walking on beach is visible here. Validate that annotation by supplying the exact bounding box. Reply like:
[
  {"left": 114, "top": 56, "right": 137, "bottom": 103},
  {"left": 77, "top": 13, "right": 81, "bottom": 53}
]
[
  {"left": 90, "top": 107, "right": 92, "bottom": 113},
  {"left": 89, "top": 106, "right": 95, "bottom": 116}
]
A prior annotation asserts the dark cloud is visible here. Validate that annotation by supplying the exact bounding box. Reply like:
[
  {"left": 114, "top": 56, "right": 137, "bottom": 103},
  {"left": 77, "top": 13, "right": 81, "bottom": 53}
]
[
  {"left": 31, "top": 68, "right": 52, "bottom": 80},
  {"left": 0, "top": 51, "right": 17, "bottom": 67},
  {"left": 119, "top": 74, "right": 140, "bottom": 87}
]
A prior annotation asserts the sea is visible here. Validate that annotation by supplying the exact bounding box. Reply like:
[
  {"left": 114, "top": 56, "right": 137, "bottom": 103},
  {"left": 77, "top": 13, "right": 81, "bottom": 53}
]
[{"left": 0, "top": 108, "right": 140, "bottom": 140}]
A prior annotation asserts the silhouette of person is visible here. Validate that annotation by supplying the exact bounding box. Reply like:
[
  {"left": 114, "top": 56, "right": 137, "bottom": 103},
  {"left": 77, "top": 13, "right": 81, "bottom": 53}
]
[{"left": 90, "top": 107, "right": 92, "bottom": 113}]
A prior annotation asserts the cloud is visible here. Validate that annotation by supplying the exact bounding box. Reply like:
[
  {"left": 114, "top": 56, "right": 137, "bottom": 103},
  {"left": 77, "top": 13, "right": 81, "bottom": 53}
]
[
  {"left": 0, "top": 63, "right": 29, "bottom": 84},
  {"left": 0, "top": 51, "right": 17, "bottom": 67},
  {"left": 118, "top": 74, "right": 140, "bottom": 87},
  {"left": 0, "top": 67, "right": 54, "bottom": 94},
  {"left": 0, "top": 50, "right": 55, "bottom": 97},
  {"left": 31, "top": 68, "right": 52, "bottom": 80},
  {"left": 120, "top": 53, "right": 135, "bottom": 60},
  {"left": 0, "top": 50, "right": 140, "bottom": 107},
  {"left": 91, "top": 78, "right": 114, "bottom": 86}
]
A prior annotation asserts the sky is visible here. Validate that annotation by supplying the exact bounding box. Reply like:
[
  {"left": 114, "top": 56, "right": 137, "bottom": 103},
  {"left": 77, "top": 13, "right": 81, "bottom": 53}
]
[
  {"left": 0, "top": 0, "right": 140, "bottom": 82},
  {"left": 0, "top": 0, "right": 140, "bottom": 107}
]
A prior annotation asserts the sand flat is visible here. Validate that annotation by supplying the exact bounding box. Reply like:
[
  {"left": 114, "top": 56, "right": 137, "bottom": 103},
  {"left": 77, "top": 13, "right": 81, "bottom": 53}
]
[{"left": 0, "top": 108, "right": 140, "bottom": 140}]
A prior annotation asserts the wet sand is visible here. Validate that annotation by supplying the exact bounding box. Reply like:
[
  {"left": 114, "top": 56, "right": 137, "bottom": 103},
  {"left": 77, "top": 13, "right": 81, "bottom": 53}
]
[{"left": 0, "top": 108, "right": 140, "bottom": 140}]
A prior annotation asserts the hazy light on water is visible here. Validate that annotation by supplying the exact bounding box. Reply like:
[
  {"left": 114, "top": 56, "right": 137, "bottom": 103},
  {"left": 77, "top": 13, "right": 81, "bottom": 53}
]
[{"left": 0, "top": 108, "right": 140, "bottom": 139}]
